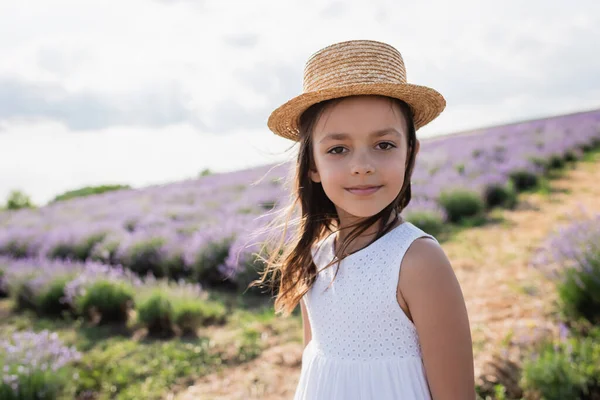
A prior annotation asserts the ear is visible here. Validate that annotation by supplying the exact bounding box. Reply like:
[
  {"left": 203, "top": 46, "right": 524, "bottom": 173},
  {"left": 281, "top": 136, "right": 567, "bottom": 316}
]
[
  {"left": 310, "top": 167, "right": 321, "bottom": 183},
  {"left": 414, "top": 139, "right": 421, "bottom": 157}
]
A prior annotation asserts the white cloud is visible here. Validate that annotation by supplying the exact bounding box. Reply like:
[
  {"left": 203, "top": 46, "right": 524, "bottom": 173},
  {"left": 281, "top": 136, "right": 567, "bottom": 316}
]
[{"left": 0, "top": 0, "right": 598, "bottom": 205}]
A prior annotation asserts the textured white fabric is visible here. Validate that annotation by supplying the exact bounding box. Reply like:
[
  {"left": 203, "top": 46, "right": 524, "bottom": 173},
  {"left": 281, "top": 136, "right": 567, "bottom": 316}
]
[{"left": 294, "top": 221, "right": 437, "bottom": 400}]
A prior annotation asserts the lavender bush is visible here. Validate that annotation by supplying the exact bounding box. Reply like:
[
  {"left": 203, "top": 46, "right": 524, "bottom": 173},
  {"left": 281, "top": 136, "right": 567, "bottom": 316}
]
[
  {"left": 135, "top": 276, "right": 226, "bottom": 336},
  {"left": 63, "top": 262, "right": 141, "bottom": 324},
  {"left": 0, "top": 330, "right": 81, "bottom": 399},
  {"left": 531, "top": 209, "right": 600, "bottom": 324},
  {"left": 0, "top": 109, "right": 598, "bottom": 288},
  {"left": 0, "top": 256, "right": 82, "bottom": 316}
]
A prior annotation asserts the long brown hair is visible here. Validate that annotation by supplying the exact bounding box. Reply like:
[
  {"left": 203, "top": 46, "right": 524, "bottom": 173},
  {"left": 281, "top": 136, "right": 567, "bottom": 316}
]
[{"left": 247, "top": 95, "right": 419, "bottom": 317}]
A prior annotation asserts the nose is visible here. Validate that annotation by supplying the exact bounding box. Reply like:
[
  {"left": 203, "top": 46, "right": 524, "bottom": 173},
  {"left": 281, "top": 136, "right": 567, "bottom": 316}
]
[{"left": 350, "top": 150, "right": 375, "bottom": 175}]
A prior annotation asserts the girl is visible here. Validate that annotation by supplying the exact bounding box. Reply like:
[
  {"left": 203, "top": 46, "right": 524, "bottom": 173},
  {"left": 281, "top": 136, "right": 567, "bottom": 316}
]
[{"left": 251, "top": 40, "right": 474, "bottom": 399}]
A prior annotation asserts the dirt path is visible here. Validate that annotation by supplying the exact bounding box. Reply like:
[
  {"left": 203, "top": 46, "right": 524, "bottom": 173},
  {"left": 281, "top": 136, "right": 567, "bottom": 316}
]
[{"left": 173, "top": 155, "right": 600, "bottom": 400}]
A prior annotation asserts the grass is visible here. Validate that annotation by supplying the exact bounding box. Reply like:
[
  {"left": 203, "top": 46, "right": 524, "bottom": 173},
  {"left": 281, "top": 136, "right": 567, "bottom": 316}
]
[{"left": 0, "top": 296, "right": 271, "bottom": 400}]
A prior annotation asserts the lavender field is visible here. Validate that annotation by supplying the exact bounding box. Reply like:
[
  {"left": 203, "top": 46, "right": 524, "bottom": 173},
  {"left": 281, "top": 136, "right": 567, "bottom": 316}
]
[
  {"left": 2, "top": 108, "right": 600, "bottom": 399},
  {"left": 1, "top": 109, "right": 600, "bottom": 292}
]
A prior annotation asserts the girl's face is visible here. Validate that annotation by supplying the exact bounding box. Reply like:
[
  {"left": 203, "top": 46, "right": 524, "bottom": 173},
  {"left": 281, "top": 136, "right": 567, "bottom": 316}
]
[{"left": 309, "top": 96, "right": 419, "bottom": 227}]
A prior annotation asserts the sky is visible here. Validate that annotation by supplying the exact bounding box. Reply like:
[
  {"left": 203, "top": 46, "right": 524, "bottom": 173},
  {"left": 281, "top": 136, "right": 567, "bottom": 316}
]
[{"left": 0, "top": 0, "right": 599, "bottom": 206}]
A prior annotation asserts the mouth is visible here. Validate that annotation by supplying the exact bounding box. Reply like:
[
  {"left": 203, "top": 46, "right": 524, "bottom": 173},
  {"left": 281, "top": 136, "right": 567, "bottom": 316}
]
[{"left": 345, "top": 185, "right": 383, "bottom": 195}]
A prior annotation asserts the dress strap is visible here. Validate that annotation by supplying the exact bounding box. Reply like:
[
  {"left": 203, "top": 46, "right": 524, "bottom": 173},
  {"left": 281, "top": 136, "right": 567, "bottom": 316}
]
[{"left": 387, "top": 223, "right": 439, "bottom": 302}]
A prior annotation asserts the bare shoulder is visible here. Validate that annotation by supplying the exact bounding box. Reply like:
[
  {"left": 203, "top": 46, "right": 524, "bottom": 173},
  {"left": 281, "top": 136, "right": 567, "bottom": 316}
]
[
  {"left": 400, "top": 237, "right": 453, "bottom": 283},
  {"left": 398, "top": 237, "right": 462, "bottom": 321},
  {"left": 399, "top": 237, "right": 476, "bottom": 399}
]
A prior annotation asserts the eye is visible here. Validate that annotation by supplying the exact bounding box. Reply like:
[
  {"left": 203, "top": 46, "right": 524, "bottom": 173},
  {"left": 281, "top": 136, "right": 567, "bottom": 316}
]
[
  {"left": 327, "top": 146, "right": 346, "bottom": 155},
  {"left": 377, "top": 142, "right": 396, "bottom": 150}
]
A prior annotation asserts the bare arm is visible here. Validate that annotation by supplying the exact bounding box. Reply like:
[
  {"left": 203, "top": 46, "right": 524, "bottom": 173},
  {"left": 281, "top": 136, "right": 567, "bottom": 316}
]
[
  {"left": 400, "top": 238, "right": 475, "bottom": 400},
  {"left": 300, "top": 298, "right": 312, "bottom": 350}
]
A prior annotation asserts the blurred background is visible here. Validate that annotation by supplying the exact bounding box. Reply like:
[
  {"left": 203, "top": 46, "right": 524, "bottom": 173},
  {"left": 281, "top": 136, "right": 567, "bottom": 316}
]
[
  {"left": 1, "top": 0, "right": 598, "bottom": 206},
  {"left": 1, "top": 1, "right": 600, "bottom": 400}
]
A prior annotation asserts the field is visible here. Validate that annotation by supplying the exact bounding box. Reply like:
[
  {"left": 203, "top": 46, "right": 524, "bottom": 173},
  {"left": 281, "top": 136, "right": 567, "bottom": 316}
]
[{"left": 1, "top": 108, "right": 600, "bottom": 399}]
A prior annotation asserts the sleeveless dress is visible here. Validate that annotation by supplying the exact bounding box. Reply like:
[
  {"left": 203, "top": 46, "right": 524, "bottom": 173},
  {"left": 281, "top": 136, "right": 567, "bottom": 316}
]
[{"left": 294, "top": 221, "right": 438, "bottom": 400}]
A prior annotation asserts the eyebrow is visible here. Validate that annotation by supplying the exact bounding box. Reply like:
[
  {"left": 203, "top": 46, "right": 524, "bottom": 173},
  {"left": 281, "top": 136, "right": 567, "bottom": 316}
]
[{"left": 318, "top": 128, "right": 401, "bottom": 144}]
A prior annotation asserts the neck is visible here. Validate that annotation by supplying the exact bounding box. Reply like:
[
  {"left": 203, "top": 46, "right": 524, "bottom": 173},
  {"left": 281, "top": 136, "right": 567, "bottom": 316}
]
[{"left": 334, "top": 211, "right": 403, "bottom": 256}]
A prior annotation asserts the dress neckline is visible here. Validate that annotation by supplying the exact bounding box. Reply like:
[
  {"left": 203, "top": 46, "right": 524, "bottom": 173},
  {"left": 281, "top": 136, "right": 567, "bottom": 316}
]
[{"left": 327, "top": 220, "right": 410, "bottom": 261}]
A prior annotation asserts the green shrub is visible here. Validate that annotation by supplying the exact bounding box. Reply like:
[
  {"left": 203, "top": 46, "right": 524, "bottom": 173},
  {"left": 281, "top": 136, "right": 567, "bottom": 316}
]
[
  {"left": 484, "top": 181, "right": 517, "bottom": 210},
  {"left": 548, "top": 154, "right": 566, "bottom": 169},
  {"left": 173, "top": 298, "right": 226, "bottom": 334},
  {"left": 438, "top": 189, "right": 485, "bottom": 223},
  {"left": 14, "top": 281, "right": 37, "bottom": 312},
  {"left": 0, "top": 269, "right": 6, "bottom": 298},
  {"left": 77, "top": 280, "right": 134, "bottom": 324},
  {"left": 534, "top": 214, "right": 600, "bottom": 325},
  {"left": 191, "top": 238, "right": 234, "bottom": 285},
  {"left": 404, "top": 211, "right": 445, "bottom": 237},
  {"left": 521, "top": 336, "right": 600, "bottom": 400},
  {"left": 135, "top": 279, "right": 226, "bottom": 336},
  {"left": 122, "top": 237, "right": 169, "bottom": 278},
  {"left": 509, "top": 169, "right": 539, "bottom": 191},
  {"left": 564, "top": 150, "right": 578, "bottom": 162},
  {"left": 557, "top": 262, "right": 600, "bottom": 325},
  {"left": 49, "top": 232, "right": 107, "bottom": 262},
  {"left": 528, "top": 156, "right": 548, "bottom": 170},
  {"left": 137, "top": 291, "right": 175, "bottom": 337},
  {"left": 50, "top": 184, "right": 131, "bottom": 203},
  {"left": 89, "top": 236, "right": 121, "bottom": 265},
  {"left": 5, "top": 190, "right": 34, "bottom": 210},
  {"left": 0, "top": 239, "right": 31, "bottom": 258},
  {"left": 36, "top": 277, "right": 73, "bottom": 317}
]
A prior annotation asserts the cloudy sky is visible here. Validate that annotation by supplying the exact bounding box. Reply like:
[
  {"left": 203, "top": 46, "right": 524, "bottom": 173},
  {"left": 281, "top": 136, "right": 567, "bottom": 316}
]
[{"left": 1, "top": 0, "right": 599, "bottom": 205}]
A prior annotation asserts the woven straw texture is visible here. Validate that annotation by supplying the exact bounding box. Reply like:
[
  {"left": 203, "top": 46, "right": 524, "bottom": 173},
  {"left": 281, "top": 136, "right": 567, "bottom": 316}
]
[{"left": 267, "top": 40, "right": 446, "bottom": 141}]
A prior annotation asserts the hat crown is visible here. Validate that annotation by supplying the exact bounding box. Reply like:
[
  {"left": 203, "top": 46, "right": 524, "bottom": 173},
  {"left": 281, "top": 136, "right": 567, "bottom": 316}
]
[{"left": 303, "top": 40, "right": 407, "bottom": 92}]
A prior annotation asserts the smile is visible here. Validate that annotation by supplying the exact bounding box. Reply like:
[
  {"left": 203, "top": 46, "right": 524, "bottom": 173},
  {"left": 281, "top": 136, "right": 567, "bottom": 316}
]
[{"left": 345, "top": 186, "right": 382, "bottom": 196}]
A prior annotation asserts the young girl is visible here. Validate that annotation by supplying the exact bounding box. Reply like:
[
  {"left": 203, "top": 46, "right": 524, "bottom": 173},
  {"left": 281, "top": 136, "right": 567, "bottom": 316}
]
[{"left": 252, "top": 39, "right": 474, "bottom": 399}]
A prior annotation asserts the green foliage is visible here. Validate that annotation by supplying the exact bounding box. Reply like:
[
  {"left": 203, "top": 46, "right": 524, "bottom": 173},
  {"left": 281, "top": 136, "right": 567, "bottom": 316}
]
[
  {"left": 173, "top": 298, "right": 226, "bottom": 334},
  {"left": 50, "top": 184, "right": 131, "bottom": 203},
  {"left": 135, "top": 282, "right": 227, "bottom": 336},
  {"left": 548, "top": 154, "right": 566, "bottom": 169},
  {"left": 484, "top": 181, "right": 517, "bottom": 210},
  {"left": 438, "top": 189, "right": 485, "bottom": 223},
  {"left": 122, "top": 237, "right": 169, "bottom": 278},
  {"left": 76, "top": 280, "right": 134, "bottom": 324},
  {"left": 49, "top": 232, "right": 108, "bottom": 262},
  {"left": 5, "top": 190, "right": 34, "bottom": 210},
  {"left": 36, "top": 277, "right": 73, "bottom": 317},
  {"left": 0, "top": 364, "right": 74, "bottom": 400},
  {"left": 71, "top": 338, "right": 220, "bottom": 400},
  {"left": 137, "top": 291, "right": 175, "bottom": 337},
  {"left": 564, "top": 150, "right": 579, "bottom": 162},
  {"left": 12, "top": 278, "right": 40, "bottom": 313},
  {"left": 0, "top": 239, "right": 32, "bottom": 258},
  {"left": 199, "top": 168, "right": 212, "bottom": 177},
  {"left": 0, "top": 269, "right": 6, "bottom": 298},
  {"left": 509, "top": 169, "right": 539, "bottom": 191},
  {"left": 557, "top": 256, "right": 600, "bottom": 325},
  {"left": 89, "top": 236, "right": 121, "bottom": 265},
  {"left": 521, "top": 335, "right": 600, "bottom": 400},
  {"left": 404, "top": 210, "right": 445, "bottom": 237},
  {"left": 191, "top": 237, "right": 234, "bottom": 285},
  {"left": 528, "top": 155, "right": 548, "bottom": 169}
]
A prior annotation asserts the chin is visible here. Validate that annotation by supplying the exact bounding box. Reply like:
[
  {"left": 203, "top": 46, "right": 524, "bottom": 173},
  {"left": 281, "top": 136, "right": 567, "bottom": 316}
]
[{"left": 336, "top": 205, "right": 385, "bottom": 219}]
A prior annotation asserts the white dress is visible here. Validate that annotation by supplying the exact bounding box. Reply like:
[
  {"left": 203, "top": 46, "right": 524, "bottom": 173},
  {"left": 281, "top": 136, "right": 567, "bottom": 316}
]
[{"left": 294, "top": 221, "right": 437, "bottom": 400}]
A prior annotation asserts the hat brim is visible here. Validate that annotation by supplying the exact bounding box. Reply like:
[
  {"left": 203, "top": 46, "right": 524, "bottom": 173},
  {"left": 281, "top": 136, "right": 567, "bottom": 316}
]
[{"left": 267, "top": 83, "right": 446, "bottom": 141}]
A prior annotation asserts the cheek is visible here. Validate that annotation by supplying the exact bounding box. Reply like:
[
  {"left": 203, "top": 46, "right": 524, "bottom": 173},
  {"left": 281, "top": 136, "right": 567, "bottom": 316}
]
[{"left": 319, "top": 166, "right": 344, "bottom": 187}]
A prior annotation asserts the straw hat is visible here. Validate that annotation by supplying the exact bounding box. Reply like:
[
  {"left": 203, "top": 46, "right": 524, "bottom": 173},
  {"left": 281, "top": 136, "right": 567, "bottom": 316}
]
[{"left": 267, "top": 40, "right": 446, "bottom": 141}]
